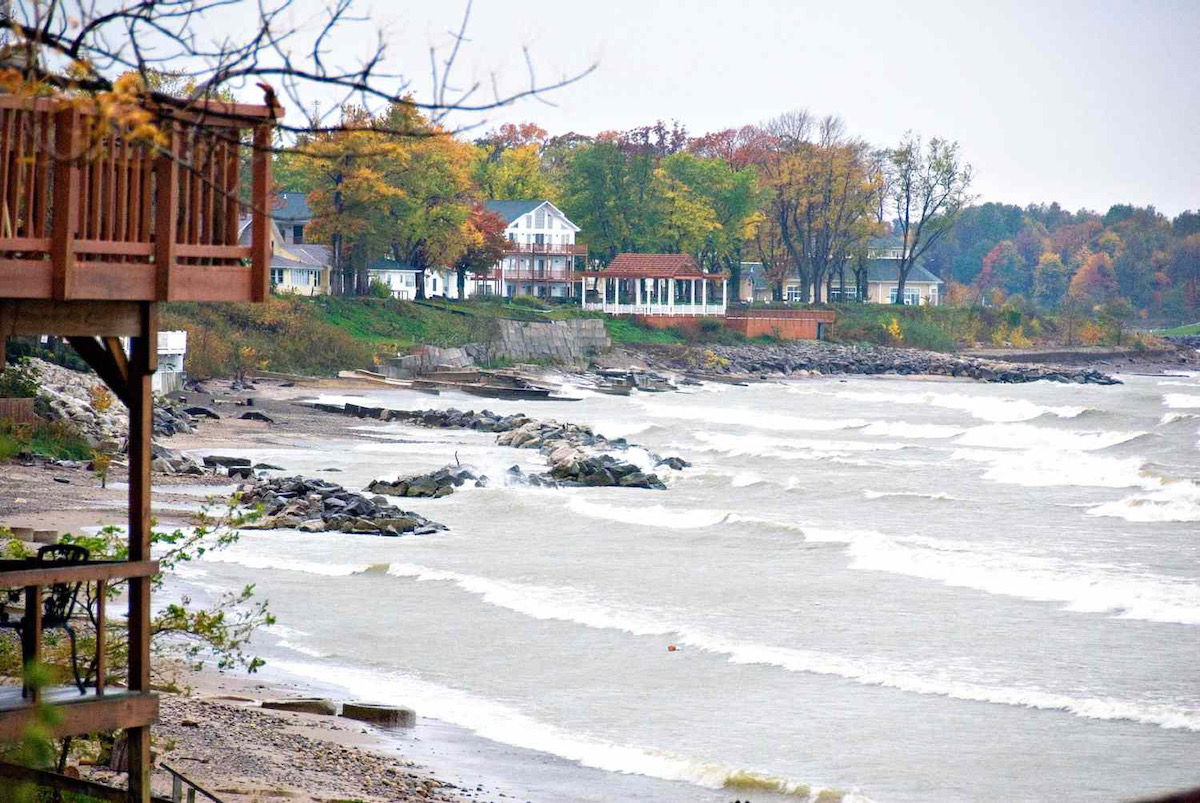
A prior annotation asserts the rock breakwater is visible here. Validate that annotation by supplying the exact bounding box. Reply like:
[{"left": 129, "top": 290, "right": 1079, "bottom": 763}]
[
  {"left": 239, "top": 476, "right": 447, "bottom": 536},
  {"left": 311, "top": 403, "right": 687, "bottom": 490},
  {"left": 639, "top": 343, "right": 1121, "bottom": 384}
]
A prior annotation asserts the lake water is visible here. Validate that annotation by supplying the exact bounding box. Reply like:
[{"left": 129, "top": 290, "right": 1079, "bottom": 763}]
[{"left": 173, "top": 372, "right": 1200, "bottom": 802}]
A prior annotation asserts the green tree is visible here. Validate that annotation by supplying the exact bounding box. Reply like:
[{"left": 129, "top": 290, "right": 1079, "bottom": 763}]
[{"left": 1033, "top": 251, "right": 1069, "bottom": 307}]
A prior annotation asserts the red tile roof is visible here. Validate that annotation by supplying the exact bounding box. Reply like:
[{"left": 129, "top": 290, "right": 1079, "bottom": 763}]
[{"left": 603, "top": 253, "right": 718, "bottom": 280}]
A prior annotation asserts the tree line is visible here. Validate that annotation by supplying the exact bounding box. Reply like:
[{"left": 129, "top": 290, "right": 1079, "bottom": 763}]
[{"left": 280, "top": 107, "right": 1198, "bottom": 324}]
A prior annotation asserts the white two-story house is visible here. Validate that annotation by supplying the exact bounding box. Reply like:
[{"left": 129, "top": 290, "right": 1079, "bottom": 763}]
[{"left": 479, "top": 200, "right": 587, "bottom": 300}]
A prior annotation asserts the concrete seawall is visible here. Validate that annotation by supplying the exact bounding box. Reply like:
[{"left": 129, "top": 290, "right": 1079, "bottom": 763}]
[{"left": 385, "top": 318, "right": 610, "bottom": 376}]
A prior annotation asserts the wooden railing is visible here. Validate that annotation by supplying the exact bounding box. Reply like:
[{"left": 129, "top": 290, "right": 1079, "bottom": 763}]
[
  {"left": 500, "top": 242, "right": 588, "bottom": 257},
  {"left": 0, "top": 95, "right": 274, "bottom": 304},
  {"left": 0, "top": 559, "right": 160, "bottom": 741}
]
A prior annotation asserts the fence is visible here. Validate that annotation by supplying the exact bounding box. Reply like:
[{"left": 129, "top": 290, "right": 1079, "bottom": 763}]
[{"left": 0, "top": 397, "right": 37, "bottom": 424}]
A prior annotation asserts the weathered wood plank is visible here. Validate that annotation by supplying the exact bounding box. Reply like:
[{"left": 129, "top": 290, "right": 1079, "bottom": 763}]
[
  {"left": 0, "top": 691, "right": 159, "bottom": 742},
  {"left": 0, "top": 299, "right": 143, "bottom": 336},
  {"left": 252, "top": 124, "right": 271, "bottom": 302},
  {"left": 51, "top": 108, "right": 82, "bottom": 299}
]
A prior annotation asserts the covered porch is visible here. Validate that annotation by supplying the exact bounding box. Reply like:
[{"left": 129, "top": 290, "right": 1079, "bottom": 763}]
[{"left": 581, "top": 253, "right": 727, "bottom": 317}]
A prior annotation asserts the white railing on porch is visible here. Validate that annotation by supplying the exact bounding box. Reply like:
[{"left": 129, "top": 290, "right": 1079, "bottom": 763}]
[{"left": 583, "top": 302, "right": 727, "bottom": 317}]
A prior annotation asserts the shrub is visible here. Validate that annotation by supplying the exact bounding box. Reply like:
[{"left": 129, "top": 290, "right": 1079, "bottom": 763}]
[
  {"left": 0, "top": 417, "right": 92, "bottom": 462},
  {"left": 510, "top": 294, "right": 550, "bottom": 310},
  {"left": 0, "top": 358, "right": 41, "bottom": 398},
  {"left": 698, "top": 317, "right": 724, "bottom": 335},
  {"left": 368, "top": 279, "right": 394, "bottom": 300}
]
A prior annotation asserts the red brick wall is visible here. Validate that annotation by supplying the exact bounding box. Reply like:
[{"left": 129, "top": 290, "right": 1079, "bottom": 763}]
[
  {"left": 633, "top": 315, "right": 711, "bottom": 332},
  {"left": 724, "top": 309, "right": 835, "bottom": 340}
]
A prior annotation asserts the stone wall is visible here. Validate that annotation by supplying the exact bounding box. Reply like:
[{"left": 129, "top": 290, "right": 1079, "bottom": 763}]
[
  {"left": 384, "top": 319, "right": 610, "bottom": 377},
  {"left": 489, "top": 319, "right": 610, "bottom": 365}
]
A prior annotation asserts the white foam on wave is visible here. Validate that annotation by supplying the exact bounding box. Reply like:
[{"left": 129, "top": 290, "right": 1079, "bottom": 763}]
[
  {"left": 858, "top": 421, "right": 964, "bottom": 439},
  {"left": 800, "top": 526, "right": 1200, "bottom": 626},
  {"left": 693, "top": 431, "right": 908, "bottom": 460},
  {"left": 681, "top": 632, "right": 1200, "bottom": 732},
  {"left": 1087, "top": 481, "right": 1200, "bottom": 523},
  {"left": 633, "top": 398, "right": 866, "bottom": 433},
  {"left": 379, "top": 561, "right": 1200, "bottom": 731},
  {"left": 950, "top": 448, "right": 1159, "bottom": 489},
  {"left": 955, "top": 423, "right": 1145, "bottom": 452},
  {"left": 862, "top": 490, "right": 956, "bottom": 501},
  {"left": 827, "top": 389, "right": 1089, "bottom": 423},
  {"left": 565, "top": 496, "right": 730, "bottom": 530},
  {"left": 269, "top": 659, "right": 840, "bottom": 798},
  {"left": 200, "top": 552, "right": 371, "bottom": 576},
  {"left": 1160, "top": 412, "right": 1200, "bottom": 424},
  {"left": 1163, "top": 393, "right": 1200, "bottom": 409},
  {"left": 1159, "top": 380, "right": 1200, "bottom": 388}
]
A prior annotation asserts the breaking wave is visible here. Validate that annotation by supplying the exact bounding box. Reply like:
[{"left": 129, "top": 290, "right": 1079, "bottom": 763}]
[
  {"left": 200, "top": 552, "right": 371, "bottom": 576},
  {"left": 1087, "top": 481, "right": 1200, "bottom": 523},
  {"left": 564, "top": 496, "right": 731, "bottom": 530},
  {"left": 270, "top": 659, "right": 857, "bottom": 800},
  {"left": 862, "top": 490, "right": 956, "bottom": 501},
  {"left": 692, "top": 431, "right": 909, "bottom": 460},
  {"left": 1163, "top": 393, "right": 1200, "bottom": 409},
  {"left": 826, "top": 389, "right": 1091, "bottom": 423},
  {"left": 857, "top": 421, "right": 965, "bottom": 439},
  {"left": 799, "top": 526, "right": 1200, "bottom": 625},
  {"left": 633, "top": 399, "right": 867, "bottom": 433},
  {"left": 1160, "top": 412, "right": 1200, "bottom": 424},
  {"left": 374, "top": 562, "right": 1200, "bottom": 728},
  {"left": 950, "top": 448, "right": 1159, "bottom": 489},
  {"left": 954, "top": 423, "right": 1146, "bottom": 452}
]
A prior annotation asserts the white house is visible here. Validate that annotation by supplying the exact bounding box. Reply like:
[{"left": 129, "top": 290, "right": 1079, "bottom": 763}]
[
  {"left": 479, "top": 200, "right": 587, "bottom": 299},
  {"left": 367, "top": 259, "right": 460, "bottom": 299}
]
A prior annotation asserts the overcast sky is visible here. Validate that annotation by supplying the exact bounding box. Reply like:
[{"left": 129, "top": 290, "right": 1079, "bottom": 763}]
[{"left": 273, "top": 0, "right": 1200, "bottom": 216}]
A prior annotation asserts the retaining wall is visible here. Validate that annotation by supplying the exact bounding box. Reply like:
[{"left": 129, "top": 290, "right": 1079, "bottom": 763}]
[{"left": 724, "top": 308, "right": 836, "bottom": 340}]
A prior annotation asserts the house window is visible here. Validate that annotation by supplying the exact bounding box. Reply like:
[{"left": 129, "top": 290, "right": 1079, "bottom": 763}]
[
  {"left": 889, "top": 288, "right": 921, "bottom": 305},
  {"left": 293, "top": 224, "right": 304, "bottom": 244},
  {"left": 524, "top": 215, "right": 532, "bottom": 228},
  {"left": 270, "top": 268, "right": 284, "bottom": 285},
  {"left": 786, "top": 286, "right": 804, "bottom": 303},
  {"left": 537, "top": 258, "right": 546, "bottom": 276}
]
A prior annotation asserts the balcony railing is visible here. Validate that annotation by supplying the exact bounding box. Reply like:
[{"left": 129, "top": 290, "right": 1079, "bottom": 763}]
[
  {"left": 0, "top": 558, "right": 160, "bottom": 742},
  {"left": 500, "top": 242, "right": 588, "bottom": 256},
  {"left": 0, "top": 95, "right": 274, "bottom": 304},
  {"left": 583, "top": 301, "right": 727, "bottom": 317},
  {"left": 492, "top": 268, "right": 582, "bottom": 282}
]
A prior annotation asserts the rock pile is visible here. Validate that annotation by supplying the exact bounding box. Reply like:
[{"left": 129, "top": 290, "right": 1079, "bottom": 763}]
[
  {"left": 238, "top": 475, "right": 447, "bottom": 536},
  {"left": 27, "top": 358, "right": 208, "bottom": 447},
  {"left": 150, "top": 443, "right": 206, "bottom": 475},
  {"left": 366, "top": 465, "right": 487, "bottom": 498},
  {"left": 321, "top": 403, "right": 685, "bottom": 490},
  {"left": 640, "top": 342, "right": 1122, "bottom": 384}
]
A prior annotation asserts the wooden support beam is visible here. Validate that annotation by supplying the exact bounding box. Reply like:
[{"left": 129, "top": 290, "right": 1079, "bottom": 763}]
[
  {"left": 0, "top": 300, "right": 143, "bottom": 337},
  {"left": 66, "top": 336, "right": 132, "bottom": 408},
  {"left": 51, "top": 107, "right": 82, "bottom": 300},
  {"left": 0, "top": 559, "right": 159, "bottom": 588},
  {"left": 126, "top": 301, "right": 156, "bottom": 803},
  {"left": 251, "top": 124, "right": 271, "bottom": 302}
]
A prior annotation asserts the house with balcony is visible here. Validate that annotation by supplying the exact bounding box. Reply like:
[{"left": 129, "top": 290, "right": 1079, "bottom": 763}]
[{"left": 479, "top": 200, "right": 587, "bottom": 299}]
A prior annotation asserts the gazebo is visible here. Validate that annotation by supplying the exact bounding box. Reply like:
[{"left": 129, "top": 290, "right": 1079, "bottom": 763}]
[{"left": 581, "top": 253, "right": 727, "bottom": 317}]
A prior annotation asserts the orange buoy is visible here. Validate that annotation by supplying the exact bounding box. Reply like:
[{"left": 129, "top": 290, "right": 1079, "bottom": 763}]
[{"left": 667, "top": 644, "right": 677, "bottom": 652}]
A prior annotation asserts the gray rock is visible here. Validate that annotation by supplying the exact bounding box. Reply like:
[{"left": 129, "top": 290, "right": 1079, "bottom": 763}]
[{"left": 261, "top": 698, "right": 337, "bottom": 716}]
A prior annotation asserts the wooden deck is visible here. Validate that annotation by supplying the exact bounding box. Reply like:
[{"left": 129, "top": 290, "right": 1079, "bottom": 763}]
[{"left": 0, "top": 95, "right": 272, "bottom": 306}]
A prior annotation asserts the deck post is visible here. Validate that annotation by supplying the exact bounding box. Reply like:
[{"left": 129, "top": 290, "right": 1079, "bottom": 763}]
[
  {"left": 251, "top": 124, "right": 272, "bottom": 302},
  {"left": 702, "top": 278, "right": 708, "bottom": 314},
  {"left": 51, "top": 107, "right": 82, "bottom": 300},
  {"left": 126, "top": 301, "right": 156, "bottom": 803},
  {"left": 154, "top": 123, "right": 179, "bottom": 301}
]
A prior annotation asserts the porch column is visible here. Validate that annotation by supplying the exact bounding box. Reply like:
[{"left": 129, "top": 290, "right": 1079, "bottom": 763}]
[
  {"left": 601, "top": 275, "right": 607, "bottom": 309},
  {"left": 635, "top": 277, "right": 642, "bottom": 308},
  {"left": 721, "top": 279, "right": 727, "bottom": 310},
  {"left": 669, "top": 279, "right": 675, "bottom": 314},
  {"left": 702, "top": 279, "right": 708, "bottom": 313}
]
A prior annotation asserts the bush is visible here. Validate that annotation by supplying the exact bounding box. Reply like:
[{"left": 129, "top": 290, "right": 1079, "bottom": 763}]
[
  {"left": 368, "top": 279, "right": 394, "bottom": 299},
  {"left": 698, "top": 317, "right": 724, "bottom": 334},
  {"left": 510, "top": 294, "right": 550, "bottom": 310},
  {"left": 0, "top": 417, "right": 92, "bottom": 462},
  {"left": 0, "top": 358, "right": 40, "bottom": 398}
]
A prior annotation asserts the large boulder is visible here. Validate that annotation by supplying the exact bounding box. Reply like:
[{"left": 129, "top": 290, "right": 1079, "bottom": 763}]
[
  {"left": 340, "top": 702, "right": 415, "bottom": 728},
  {"left": 261, "top": 698, "right": 337, "bottom": 716}
]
